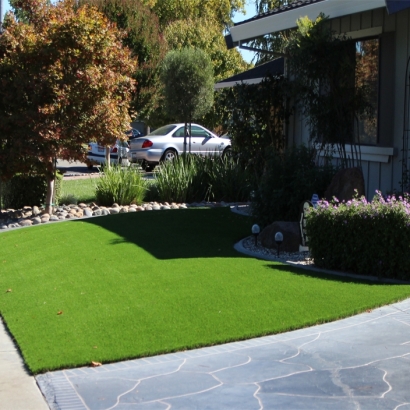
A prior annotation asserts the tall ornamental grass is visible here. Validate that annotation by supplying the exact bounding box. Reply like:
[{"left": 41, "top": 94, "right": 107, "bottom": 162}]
[
  {"left": 154, "top": 154, "right": 253, "bottom": 203},
  {"left": 95, "top": 165, "right": 147, "bottom": 206},
  {"left": 306, "top": 191, "right": 410, "bottom": 280},
  {"left": 154, "top": 155, "right": 199, "bottom": 203}
]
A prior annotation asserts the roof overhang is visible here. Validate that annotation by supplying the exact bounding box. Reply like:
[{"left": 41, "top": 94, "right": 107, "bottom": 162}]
[
  {"left": 229, "top": 0, "right": 386, "bottom": 44},
  {"left": 215, "top": 58, "right": 284, "bottom": 89},
  {"left": 385, "top": 0, "right": 410, "bottom": 14}
]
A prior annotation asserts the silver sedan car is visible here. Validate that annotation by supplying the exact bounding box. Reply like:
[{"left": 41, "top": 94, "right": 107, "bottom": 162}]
[{"left": 128, "top": 123, "right": 232, "bottom": 171}]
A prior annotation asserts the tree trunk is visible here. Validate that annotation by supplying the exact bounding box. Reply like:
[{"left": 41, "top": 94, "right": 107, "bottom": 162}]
[
  {"left": 105, "top": 146, "right": 111, "bottom": 169},
  {"left": 45, "top": 177, "right": 54, "bottom": 215}
]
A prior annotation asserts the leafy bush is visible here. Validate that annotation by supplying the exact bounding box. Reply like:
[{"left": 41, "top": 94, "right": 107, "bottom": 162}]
[
  {"left": 1, "top": 174, "right": 47, "bottom": 208},
  {"left": 192, "top": 155, "right": 253, "bottom": 202},
  {"left": 221, "top": 75, "right": 293, "bottom": 179},
  {"left": 154, "top": 154, "right": 253, "bottom": 203},
  {"left": 252, "top": 145, "right": 336, "bottom": 225},
  {"left": 0, "top": 172, "right": 63, "bottom": 209},
  {"left": 95, "top": 165, "right": 147, "bottom": 206},
  {"left": 306, "top": 192, "right": 410, "bottom": 280}
]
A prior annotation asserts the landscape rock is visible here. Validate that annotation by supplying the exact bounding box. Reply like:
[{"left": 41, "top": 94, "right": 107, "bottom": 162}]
[
  {"left": 19, "top": 220, "right": 33, "bottom": 227},
  {"left": 109, "top": 208, "right": 120, "bottom": 214},
  {"left": 32, "top": 206, "right": 40, "bottom": 216},
  {"left": 32, "top": 217, "right": 42, "bottom": 225},
  {"left": 84, "top": 208, "right": 93, "bottom": 217},
  {"left": 324, "top": 167, "right": 365, "bottom": 202},
  {"left": 259, "top": 221, "right": 301, "bottom": 253}
]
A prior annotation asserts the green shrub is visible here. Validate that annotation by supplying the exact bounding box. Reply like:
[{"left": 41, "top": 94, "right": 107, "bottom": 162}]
[
  {"left": 154, "top": 155, "right": 199, "bottom": 203},
  {"left": 1, "top": 174, "right": 47, "bottom": 208},
  {"left": 252, "top": 145, "right": 336, "bottom": 225},
  {"left": 192, "top": 155, "right": 253, "bottom": 202},
  {"left": 306, "top": 192, "right": 410, "bottom": 280},
  {"left": 95, "top": 165, "right": 147, "bottom": 206},
  {"left": 154, "top": 154, "right": 253, "bottom": 204}
]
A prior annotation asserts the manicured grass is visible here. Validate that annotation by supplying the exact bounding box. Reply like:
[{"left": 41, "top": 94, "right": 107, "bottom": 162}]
[
  {"left": 1, "top": 208, "right": 409, "bottom": 374},
  {"left": 60, "top": 178, "right": 97, "bottom": 203}
]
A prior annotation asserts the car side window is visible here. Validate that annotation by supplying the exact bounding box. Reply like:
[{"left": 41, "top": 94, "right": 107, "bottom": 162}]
[
  {"left": 173, "top": 128, "right": 185, "bottom": 138},
  {"left": 191, "top": 126, "right": 210, "bottom": 138}
]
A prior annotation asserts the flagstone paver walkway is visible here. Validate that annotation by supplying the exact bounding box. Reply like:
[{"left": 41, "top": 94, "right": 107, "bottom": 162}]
[{"left": 36, "top": 298, "right": 410, "bottom": 410}]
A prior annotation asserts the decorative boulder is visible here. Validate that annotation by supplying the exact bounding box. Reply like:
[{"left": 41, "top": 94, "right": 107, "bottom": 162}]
[
  {"left": 259, "top": 221, "right": 300, "bottom": 252},
  {"left": 324, "top": 167, "right": 365, "bottom": 202}
]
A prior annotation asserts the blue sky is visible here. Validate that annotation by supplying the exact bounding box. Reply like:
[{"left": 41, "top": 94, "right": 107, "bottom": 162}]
[{"left": 232, "top": 0, "right": 257, "bottom": 63}]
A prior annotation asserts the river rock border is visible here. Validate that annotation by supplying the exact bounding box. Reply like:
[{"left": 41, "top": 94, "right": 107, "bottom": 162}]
[{"left": 0, "top": 201, "right": 250, "bottom": 231}]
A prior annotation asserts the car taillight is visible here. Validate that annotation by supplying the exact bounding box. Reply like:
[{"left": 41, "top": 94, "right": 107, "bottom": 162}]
[
  {"left": 142, "top": 139, "right": 153, "bottom": 148},
  {"left": 88, "top": 144, "right": 92, "bottom": 151},
  {"left": 111, "top": 146, "right": 118, "bottom": 153}
]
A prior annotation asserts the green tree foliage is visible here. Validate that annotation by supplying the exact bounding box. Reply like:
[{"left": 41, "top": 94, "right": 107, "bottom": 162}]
[
  {"left": 0, "top": 0, "right": 136, "bottom": 213},
  {"left": 248, "top": 0, "right": 299, "bottom": 64},
  {"left": 160, "top": 48, "right": 214, "bottom": 151},
  {"left": 221, "top": 74, "right": 292, "bottom": 178},
  {"left": 286, "top": 15, "right": 374, "bottom": 168},
  {"left": 252, "top": 145, "right": 336, "bottom": 225},
  {"left": 80, "top": 0, "right": 168, "bottom": 122},
  {"left": 164, "top": 17, "right": 248, "bottom": 83},
  {"left": 148, "top": 0, "right": 250, "bottom": 129},
  {"left": 151, "top": 0, "right": 245, "bottom": 29}
]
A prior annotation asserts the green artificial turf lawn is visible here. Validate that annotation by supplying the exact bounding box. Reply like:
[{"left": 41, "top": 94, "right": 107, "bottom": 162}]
[{"left": 1, "top": 208, "right": 410, "bottom": 374}]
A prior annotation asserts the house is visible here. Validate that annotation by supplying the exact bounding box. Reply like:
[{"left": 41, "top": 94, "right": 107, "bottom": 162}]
[{"left": 222, "top": 0, "right": 410, "bottom": 198}]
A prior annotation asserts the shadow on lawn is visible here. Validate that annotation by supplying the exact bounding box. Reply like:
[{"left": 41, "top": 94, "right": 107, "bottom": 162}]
[
  {"left": 78, "top": 207, "right": 253, "bottom": 260},
  {"left": 265, "top": 263, "right": 410, "bottom": 285}
]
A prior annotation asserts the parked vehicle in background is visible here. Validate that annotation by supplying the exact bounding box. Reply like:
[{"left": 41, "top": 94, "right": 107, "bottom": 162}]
[
  {"left": 126, "top": 128, "right": 143, "bottom": 141},
  {"left": 86, "top": 140, "right": 129, "bottom": 169},
  {"left": 128, "top": 123, "right": 232, "bottom": 171}
]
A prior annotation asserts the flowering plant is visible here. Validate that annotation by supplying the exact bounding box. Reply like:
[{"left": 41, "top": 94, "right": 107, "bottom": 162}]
[{"left": 306, "top": 191, "right": 410, "bottom": 280}]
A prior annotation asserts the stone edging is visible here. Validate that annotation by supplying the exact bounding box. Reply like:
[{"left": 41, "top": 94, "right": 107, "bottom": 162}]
[{"left": 0, "top": 201, "right": 251, "bottom": 234}]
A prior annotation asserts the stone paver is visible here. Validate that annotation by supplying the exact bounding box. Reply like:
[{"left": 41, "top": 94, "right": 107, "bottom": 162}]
[{"left": 35, "top": 298, "right": 410, "bottom": 410}]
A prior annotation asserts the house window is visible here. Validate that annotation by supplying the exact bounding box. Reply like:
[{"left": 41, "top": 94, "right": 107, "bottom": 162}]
[{"left": 354, "top": 38, "right": 379, "bottom": 145}]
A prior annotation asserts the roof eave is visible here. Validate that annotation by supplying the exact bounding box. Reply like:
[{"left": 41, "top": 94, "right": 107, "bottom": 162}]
[{"left": 229, "top": 0, "right": 386, "bottom": 44}]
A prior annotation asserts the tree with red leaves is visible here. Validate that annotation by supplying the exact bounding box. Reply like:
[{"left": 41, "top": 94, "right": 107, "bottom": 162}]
[{"left": 0, "top": 0, "right": 136, "bottom": 213}]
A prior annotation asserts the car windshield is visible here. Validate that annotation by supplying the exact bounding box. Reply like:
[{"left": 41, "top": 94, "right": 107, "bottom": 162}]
[{"left": 149, "top": 125, "right": 177, "bottom": 136}]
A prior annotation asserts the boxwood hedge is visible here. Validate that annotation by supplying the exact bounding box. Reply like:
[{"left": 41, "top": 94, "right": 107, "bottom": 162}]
[{"left": 306, "top": 192, "right": 410, "bottom": 280}]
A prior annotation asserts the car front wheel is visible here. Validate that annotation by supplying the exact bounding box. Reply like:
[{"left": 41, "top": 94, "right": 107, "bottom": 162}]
[{"left": 222, "top": 147, "right": 232, "bottom": 159}]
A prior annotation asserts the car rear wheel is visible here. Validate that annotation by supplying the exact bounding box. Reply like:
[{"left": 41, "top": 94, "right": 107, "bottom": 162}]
[{"left": 162, "top": 149, "right": 177, "bottom": 162}]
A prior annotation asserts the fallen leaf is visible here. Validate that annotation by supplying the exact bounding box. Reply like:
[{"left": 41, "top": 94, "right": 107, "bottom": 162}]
[
  {"left": 91, "top": 361, "right": 102, "bottom": 367},
  {"left": 57, "top": 310, "right": 63, "bottom": 315},
  {"left": 366, "top": 309, "right": 372, "bottom": 313},
  {"left": 5, "top": 289, "right": 12, "bottom": 293},
  {"left": 93, "top": 346, "right": 98, "bottom": 349}
]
